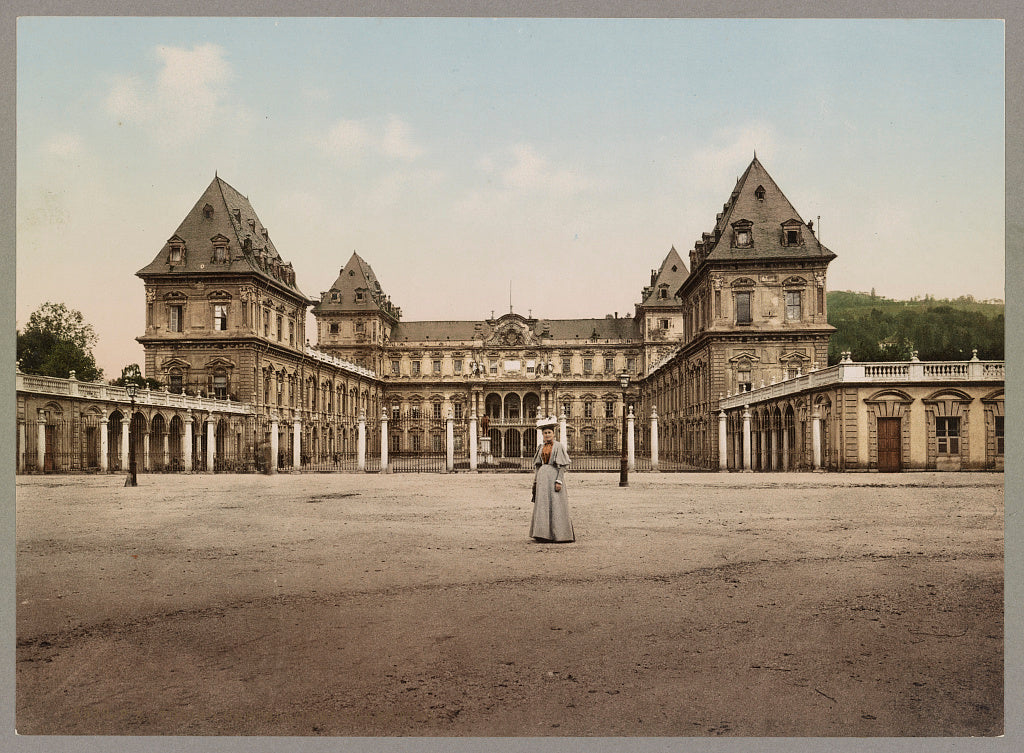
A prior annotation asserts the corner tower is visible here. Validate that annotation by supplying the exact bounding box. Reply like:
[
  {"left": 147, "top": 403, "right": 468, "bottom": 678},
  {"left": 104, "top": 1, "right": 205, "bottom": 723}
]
[
  {"left": 136, "top": 176, "right": 313, "bottom": 401},
  {"left": 312, "top": 252, "right": 402, "bottom": 374}
]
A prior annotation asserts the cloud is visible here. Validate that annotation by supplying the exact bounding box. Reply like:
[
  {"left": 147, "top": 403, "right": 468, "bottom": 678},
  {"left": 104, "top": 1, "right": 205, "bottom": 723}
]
[
  {"left": 104, "top": 43, "right": 234, "bottom": 145},
  {"left": 501, "top": 144, "right": 592, "bottom": 195},
  {"left": 690, "top": 122, "right": 779, "bottom": 184},
  {"left": 320, "top": 115, "right": 424, "bottom": 162},
  {"left": 45, "top": 134, "right": 84, "bottom": 158}
]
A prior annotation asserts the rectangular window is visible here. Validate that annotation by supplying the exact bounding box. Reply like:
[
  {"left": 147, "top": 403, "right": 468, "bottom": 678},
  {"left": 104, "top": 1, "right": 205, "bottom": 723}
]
[
  {"left": 355, "top": 291, "right": 365, "bottom": 303},
  {"left": 169, "top": 305, "right": 183, "bottom": 332},
  {"left": 391, "top": 360, "right": 401, "bottom": 376},
  {"left": 660, "top": 319, "right": 670, "bottom": 330},
  {"left": 213, "top": 245, "right": 226, "bottom": 263},
  {"left": 412, "top": 434, "right": 422, "bottom": 451},
  {"left": 432, "top": 434, "right": 443, "bottom": 452},
  {"left": 562, "top": 402, "right": 572, "bottom": 418},
  {"left": 289, "top": 321, "right": 294, "bottom": 346},
  {"left": 454, "top": 359, "right": 463, "bottom": 374},
  {"left": 432, "top": 360, "right": 442, "bottom": 375},
  {"left": 263, "top": 309, "right": 270, "bottom": 337},
  {"left": 411, "top": 405, "right": 422, "bottom": 420},
  {"left": 213, "top": 304, "right": 228, "bottom": 331},
  {"left": 736, "top": 291, "right": 752, "bottom": 324},
  {"left": 583, "top": 358, "right": 593, "bottom": 374},
  {"left": 936, "top": 416, "right": 960, "bottom": 455},
  {"left": 355, "top": 321, "right": 365, "bottom": 334},
  {"left": 996, "top": 415, "right": 1004, "bottom": 455},
  {"left": 432, "top": 403, "right": 442, "bottom": 420},
  {"left": 213, "top": 374, "right": 227, "bottom": 400},
  {"left": 562, "top": 358, "right": 572, "bottom": 374},
  {"left": 604, "top": 357, "right": 614, "bottom": 373},
  {"left": 169, "top": 373, "right": 183, "bottom": 394},
  {"left": 411, "top": 361, "right": 421, "bottom": 376},
  {"left": 489, "top": 361, "right": 498, "bottom": 375},
  {"left": 454, "top": 403, "right": 463, "bottom": 420},
  {"left": 584, "top": 401, "right": 594, "bottom": 418},
  {"left": 785, "top": 291, "right": 802, "bottom": 321},
  {"left": 605, "top": 401, "right": 615, "bottom": 419},
  {"left": 330, "top": 323, "right": 339, "bottom": 334},
  {"left": 817, "top": 287, "right": 825, "bottom": 315},
  {"left": 276, "top": 380, "right": 282, "bottom": 406},
  {"left": 627, "top": 357, "right": 636, "bottom": 373},
  {"left": 277, "top": 316, "right": 283, "bottom": 340},
  {"left": 169, "top": 246, "right": 183, "bottom": 264}
]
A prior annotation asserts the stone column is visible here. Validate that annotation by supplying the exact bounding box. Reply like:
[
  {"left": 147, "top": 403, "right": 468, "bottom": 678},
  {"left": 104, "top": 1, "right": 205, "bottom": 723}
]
[
  {"left": 293, "top": 417, "right": 302, "bottom": 469},
  {"left": 380, "top": 410, "right": 389, "bottom": 473},
  {"left": 99, "top": 412, "right": 109, "bottom": 472},
  {"left": 183, "top": 411, "right": 193, "bottom": 472},
  {"left": 120, "top": 414, "right": 129, "bottom": 473},
  {"left": 446, "top": 410, "right": 455, "bottom": 472},
  {"left": 36, "top": 411, "right": 47, "bottom": 471},
  {"left": 650, "top": 409, "right": 659, "bottom": 472},
  {"left": 357, "top": 411, "right": 366, "bottom": 472},
  {"left": 206, "top": 417, "right": 215, "bottom": 472},
  {"left": 782, "top": 422, "right": 790, "bottom": 471},
  {"left": 770, "top": 425, "right": 779, "bottom": 471},
  {"left": 269, "top": 415, "right": 279, "bottom": 475},
  {"left": 18, "top": 419, "right": 26, "bottom": 473},
  {"left": 469, "top": 413, "right": 478, "bottom": 471},
  {"left": 143, "top": 425, "right": 151, "bottom": 472},
  {"left": 627, "top": 407, "right": 635, "bottom": 471},
  {"left": 742, "top": 406, "right": 752, "bottom": 471},
  {"left": 162, "top": 429, "right": 170, "bottom": 470},
  {"left": 718, "top": 410, "right": 728, "bottom": 471},
  {"left": 811, "top": 407, "right": 822, "bottom": 470},
  {"left": 559, "top": 412, "right": 568, "bottom": 450}
]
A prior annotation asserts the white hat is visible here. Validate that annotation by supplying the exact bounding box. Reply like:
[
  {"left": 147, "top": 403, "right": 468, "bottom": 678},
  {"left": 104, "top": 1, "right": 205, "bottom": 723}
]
[{"left": 536, "top": 416, "right": 558, "bottom": 429}]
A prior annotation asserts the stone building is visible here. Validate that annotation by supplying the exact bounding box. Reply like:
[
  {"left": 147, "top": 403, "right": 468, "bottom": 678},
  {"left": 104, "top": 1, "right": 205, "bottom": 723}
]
[{"left": 15, "top": 155, "right": 1004, "bottom": 473}]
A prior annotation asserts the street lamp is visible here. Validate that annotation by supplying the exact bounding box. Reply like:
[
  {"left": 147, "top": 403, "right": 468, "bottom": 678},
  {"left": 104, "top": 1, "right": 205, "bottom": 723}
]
[
  {"left": 619, "top": 372, "right": 630, "bottom": 487},
  {"left": 124, "top": 381, "right": 138, "bottom": 487}
]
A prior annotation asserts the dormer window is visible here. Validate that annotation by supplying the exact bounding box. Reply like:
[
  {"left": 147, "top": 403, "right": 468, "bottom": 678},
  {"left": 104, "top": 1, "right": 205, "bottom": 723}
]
[
  {"left": 731, "top": 219, "right": 753, "bottom": 248},
  {"left": 203, "top": 203, "right": 214, "bottom": 219},
  {"left": 169, "top": 245, "right": 183, "bottom": 264},
  {"left": 755, "top": 185, "right": 766, "bottom": 201},
  {"left": 781, "top": 219, "right": 804, "bottom": 247},
  {"left": 355, "top": 291, "right": 365, "bottom": 303},
  {"left": 233, "top": 210, "right": 241, "bottom": 223},
  {"left": 247, "top": 219, "right": 256, "bottom": 232},
  {"left": 210, "top": 234, "right": 229, "bottom": 263}
]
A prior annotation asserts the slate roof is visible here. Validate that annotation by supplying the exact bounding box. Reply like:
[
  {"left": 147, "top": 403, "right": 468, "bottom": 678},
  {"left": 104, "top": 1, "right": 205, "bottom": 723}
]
[
  {"left": 388, "top": 316, "right": 642, "bottom": 344},
  {"left": 693, "top": 156, "right": 836, "bottom": 266},
  {"left": 313, "top": 252, "right": 402, "bottom": 322},
  {"left": 639, "top": 246, "right": 689, "bottom": 308},
  {"left": 136, "top": 176, "right": 309, "bottom": 300}
]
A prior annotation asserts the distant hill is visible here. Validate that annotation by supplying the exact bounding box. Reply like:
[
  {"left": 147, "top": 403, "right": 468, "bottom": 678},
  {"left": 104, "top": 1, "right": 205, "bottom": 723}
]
[{"left": 826, "top": 291, "right": 1004, "bottom": 365}]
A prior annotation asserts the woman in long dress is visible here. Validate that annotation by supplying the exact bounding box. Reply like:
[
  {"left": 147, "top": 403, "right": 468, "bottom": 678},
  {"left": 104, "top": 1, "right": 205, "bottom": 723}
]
[{"left": 530, "top": 418, "right": 575, "bottom": 543}]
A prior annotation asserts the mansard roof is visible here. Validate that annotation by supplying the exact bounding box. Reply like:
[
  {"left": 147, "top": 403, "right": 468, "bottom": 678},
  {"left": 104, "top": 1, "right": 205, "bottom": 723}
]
[
  {"left": 639, "top": 246, "right": 689, "bottom": 308},
  {"left": 695, "top": 156, "right": 836, "bottom": 266},
  {"left": 136, "top": 176, "right": 310, "bottom": 300},
  {"left": 313, "top": 252, "right": 402, "bottom": 322},
  {"left": 388, "top": 315, "right": 641, "bottom": 344}
]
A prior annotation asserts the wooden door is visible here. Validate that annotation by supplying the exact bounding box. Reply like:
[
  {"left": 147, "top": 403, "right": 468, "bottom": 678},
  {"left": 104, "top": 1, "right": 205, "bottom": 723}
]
[{"left": 877, "top": 417, "right": 902, "bottom": 472}]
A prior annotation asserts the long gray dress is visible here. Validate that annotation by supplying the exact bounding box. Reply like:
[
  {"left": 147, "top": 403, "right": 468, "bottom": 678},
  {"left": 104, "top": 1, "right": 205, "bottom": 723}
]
[{"left": 529, "top": 440, "right": 575, "bottom": 542}]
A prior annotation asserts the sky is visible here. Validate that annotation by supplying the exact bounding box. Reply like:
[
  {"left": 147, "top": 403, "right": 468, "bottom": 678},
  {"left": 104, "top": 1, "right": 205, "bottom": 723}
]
[{"left": 15, "top": 16, "right": 1005, "bottom": 379}]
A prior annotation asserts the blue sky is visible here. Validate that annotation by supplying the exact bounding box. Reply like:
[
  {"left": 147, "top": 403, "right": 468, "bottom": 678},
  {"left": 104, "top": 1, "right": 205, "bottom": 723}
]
[{"left": 16, "top": 17, "right": 1005, "bottom": 377}]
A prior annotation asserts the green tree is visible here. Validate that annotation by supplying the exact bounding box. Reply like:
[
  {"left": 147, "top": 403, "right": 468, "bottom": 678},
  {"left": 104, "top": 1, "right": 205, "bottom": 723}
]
[
  {"left": 16, "top": 302, "right": 103, "bottom": 381},
  {"left": 109, "top": 363, "right": 162, "bottom": 390}
]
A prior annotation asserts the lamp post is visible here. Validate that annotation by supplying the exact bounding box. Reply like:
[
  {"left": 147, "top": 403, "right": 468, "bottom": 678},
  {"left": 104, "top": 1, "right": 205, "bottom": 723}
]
[
  {"left": 619, "top": 372, "right": 630, "bottom": 487},
  {"left": 125, "top": 381, "right": 138, "bottom": 487}
]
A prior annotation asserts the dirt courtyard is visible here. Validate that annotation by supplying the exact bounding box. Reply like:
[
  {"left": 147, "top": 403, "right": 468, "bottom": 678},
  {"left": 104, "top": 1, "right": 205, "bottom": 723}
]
[{"left": 15, "top": 471, "right": 1003, "bottom": 737}]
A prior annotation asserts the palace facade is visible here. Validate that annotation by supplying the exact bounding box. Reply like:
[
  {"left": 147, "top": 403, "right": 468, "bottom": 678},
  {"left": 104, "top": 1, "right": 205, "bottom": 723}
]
[{"left": 14, "top": 156, "right": 1004, "bottom": 473}]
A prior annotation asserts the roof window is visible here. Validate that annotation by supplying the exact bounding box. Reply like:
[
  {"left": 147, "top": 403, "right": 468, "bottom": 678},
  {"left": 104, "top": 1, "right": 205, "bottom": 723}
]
[{"left": 755, "top": 185, "right": 766, "bottom": 201}]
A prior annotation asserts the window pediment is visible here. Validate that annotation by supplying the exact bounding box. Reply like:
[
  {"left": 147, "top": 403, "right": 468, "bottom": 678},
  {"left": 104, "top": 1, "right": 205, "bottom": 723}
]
[{"left": 731, "top": 277, "right": 756, "bottom": 288}]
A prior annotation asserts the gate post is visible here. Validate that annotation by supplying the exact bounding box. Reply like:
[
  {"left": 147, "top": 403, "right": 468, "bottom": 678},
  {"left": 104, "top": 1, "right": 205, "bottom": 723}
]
[
  {"left": 144, "top": 425, "right": 152, "bottom": 472},
  {"left": 357, "top": 410, "right": 366, "bottom": 471},
  {"left": 718, "top": 409, "right": 728, "bottom": 471},
  {"left": 18, "top": 419, "right": 26, "bottom": 473},
  {"left": 446, "top": 409, "right": 455, "bottom": 472},
  {"left": 742, "top": 405, "right": 752, "bottom": 471},
  {"left": 559, "top": 412, "right": 568, "bottom": 451},
  {"left": 206, "top": 417, "right": 216, "bottom": 472},
  {"left": 469, "top": 413, "right": 478, "bottom": 471},
  {"left": 627, "top": 407, "right": 635, "bottom": 471},
  {"left": 269, "top": 414, "right": 279, "bottom": 475},
  {"left": 293, "top": 417, "right": 302, "bottom": 469},
  {"left": 184, "top": 410, "right": 193, "bottom": 472},
  {"left": 99, "top": 412, "right": 109, "bottom": 472},
  {"left": 650, "top": 408, "right": 659, "bottom": 472},
  {"left": 811, "top": 407, "right": 822, "bottom": 470},
  {"left": 119, "top": 412, "right": 129, "bottom": 473},
  {"left": 380, "top": 410, "right": 389, "bottom": 473},
  {"left": 36, "top": 410, "right": 46, "bottom": 471}
]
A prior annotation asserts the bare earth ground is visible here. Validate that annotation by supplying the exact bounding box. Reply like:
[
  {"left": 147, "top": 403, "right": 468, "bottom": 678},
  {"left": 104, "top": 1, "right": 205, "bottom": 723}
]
[{"left": 15, "top": 471, "right": 1003, "bottom": 737}]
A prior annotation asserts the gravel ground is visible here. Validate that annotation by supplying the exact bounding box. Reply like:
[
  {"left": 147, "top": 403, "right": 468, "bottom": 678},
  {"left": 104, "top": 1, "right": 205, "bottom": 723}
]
[{"left": 15, "top": 471, "right": 1003, "bottom": 737}]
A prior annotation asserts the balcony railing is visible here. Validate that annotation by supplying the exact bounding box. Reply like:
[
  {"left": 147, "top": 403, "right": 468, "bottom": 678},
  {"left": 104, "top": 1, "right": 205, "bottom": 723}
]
[{"left": 717, "top": 357, "right": 1004, "bottom": 411}]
